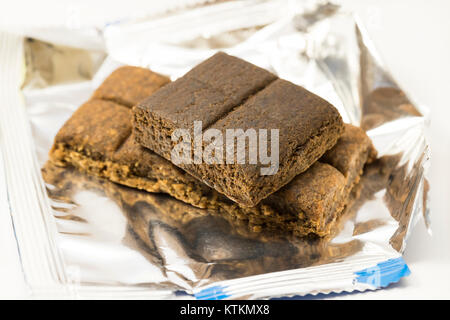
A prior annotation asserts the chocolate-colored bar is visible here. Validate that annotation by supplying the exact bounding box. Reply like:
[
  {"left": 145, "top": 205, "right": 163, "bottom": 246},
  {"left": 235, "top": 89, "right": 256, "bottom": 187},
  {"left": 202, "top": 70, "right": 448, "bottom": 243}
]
[
  {"left": 49, "top": 66, "right": 374, "bottom": 237},
  {"left": 261, "top": 125, "right": 376, "bottom": 236},
  {"left": 92, "top": 66, "right": 170, "bottom": 107},
  {"left": 133, "top": 52, "right": 344, "bottom": 207}
]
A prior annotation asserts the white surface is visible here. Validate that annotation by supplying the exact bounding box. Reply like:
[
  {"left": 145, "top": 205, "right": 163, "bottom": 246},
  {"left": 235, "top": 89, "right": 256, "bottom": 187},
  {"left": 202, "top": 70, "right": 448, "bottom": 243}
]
[{"left": 0, "top": 0, "right": 449, "bottom": 299}]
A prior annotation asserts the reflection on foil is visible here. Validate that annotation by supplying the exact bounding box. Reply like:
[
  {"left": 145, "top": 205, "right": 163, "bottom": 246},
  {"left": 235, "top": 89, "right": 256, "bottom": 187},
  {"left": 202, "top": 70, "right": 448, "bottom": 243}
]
[
  {"left": 22, "top": 38, "right": 105, "bottom": 89},
  {"left": 362, "top": 87, "right": 422, "bottom": 131},
  {"left": 41, "top": 149, "right": 415, "bottom": 291},
  {"left": 22, "top": 1, "right": 430, "bottom": 297}
]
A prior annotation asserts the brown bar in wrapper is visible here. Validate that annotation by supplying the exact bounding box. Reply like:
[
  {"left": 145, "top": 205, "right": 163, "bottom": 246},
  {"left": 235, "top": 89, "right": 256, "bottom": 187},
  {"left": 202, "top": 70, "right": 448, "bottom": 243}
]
[
  {"left": 92, "top": 66, "right": 170, "bottom": 107},
  {"left": 49, "top": 66, "right": 375, "bottom": 237},
  {"left": 133, "top": 52, "right": 344, "bottom": 207}
]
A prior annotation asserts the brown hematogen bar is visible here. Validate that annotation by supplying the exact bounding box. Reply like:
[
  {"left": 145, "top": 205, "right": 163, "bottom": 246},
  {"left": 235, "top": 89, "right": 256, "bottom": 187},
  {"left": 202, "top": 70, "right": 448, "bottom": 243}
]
[
  {"left": 133, "top": 52, "right": 344, "bottom": 207},
  {"left": 49, "top": 66, "right": 375, "bottom": 237}
]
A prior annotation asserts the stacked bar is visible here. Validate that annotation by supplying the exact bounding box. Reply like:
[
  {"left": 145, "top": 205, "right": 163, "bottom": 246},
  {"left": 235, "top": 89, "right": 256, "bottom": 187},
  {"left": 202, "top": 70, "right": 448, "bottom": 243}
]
[
  {"left": 133, "top": 52, "right": 344, "bottom": 207},
  {"left": 49, "top": 53, "right": 376, "bottom": 237}
]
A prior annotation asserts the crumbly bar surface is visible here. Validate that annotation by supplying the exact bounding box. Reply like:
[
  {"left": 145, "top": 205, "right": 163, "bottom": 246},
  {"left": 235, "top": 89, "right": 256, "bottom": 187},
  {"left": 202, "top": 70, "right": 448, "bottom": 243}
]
[
  {"left": 133, "top": 52, "right": 344, "bottom": 207},
  {"left": 92, "top": 66, "right": 170, "bottom": 107},
  {"left": 49, "top": 66, "right": 373, "bottom": 237}
]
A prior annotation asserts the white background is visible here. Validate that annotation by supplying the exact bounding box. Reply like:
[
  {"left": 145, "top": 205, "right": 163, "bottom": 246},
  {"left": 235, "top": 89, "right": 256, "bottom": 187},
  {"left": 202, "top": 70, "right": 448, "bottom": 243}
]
[{"left": 0, "top": 0, "right": 449, "bottom": 299}]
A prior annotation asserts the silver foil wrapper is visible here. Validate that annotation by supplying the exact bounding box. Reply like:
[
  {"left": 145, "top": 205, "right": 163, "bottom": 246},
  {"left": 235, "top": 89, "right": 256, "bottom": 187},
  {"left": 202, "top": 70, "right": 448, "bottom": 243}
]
[{"left": 1, "top": 0, "right": 429, "bottom": 299}]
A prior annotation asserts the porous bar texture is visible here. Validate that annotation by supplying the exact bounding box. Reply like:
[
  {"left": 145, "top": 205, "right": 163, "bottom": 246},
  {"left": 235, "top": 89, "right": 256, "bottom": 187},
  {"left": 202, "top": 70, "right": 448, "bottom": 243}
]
[
  {"left": 133, "top": 52, "right": 344, "bottom": 207},
  {"left": 50, "top": 120, "right": 374, "bottom": 237},
  {"left": 49, "top": 65, "right": 374, "bottom": 237},
  {"left": 50, "top": 71, "right": 214, "bottom": 208},
  {"left": 92, "top": 66, "right": 170, "bottom": 107}
]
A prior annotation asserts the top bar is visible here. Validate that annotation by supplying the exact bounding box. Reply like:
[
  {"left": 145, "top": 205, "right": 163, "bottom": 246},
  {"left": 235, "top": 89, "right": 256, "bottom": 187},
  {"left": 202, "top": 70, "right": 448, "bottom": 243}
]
[{"left": 133, "top": 52, "right": 344, "bottom": 207}]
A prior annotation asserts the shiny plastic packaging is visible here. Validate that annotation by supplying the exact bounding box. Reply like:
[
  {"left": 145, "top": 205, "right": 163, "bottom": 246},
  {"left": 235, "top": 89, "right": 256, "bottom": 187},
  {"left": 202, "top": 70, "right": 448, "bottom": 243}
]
[{"left": 0, "top": 0, "right": 430, "bottom": 299}]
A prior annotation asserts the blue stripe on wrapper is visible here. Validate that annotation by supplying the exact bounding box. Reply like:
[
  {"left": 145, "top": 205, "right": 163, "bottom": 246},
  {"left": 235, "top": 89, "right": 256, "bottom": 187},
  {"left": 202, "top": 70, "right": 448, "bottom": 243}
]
[
  {"left": 355, "top": 257, "right": 411, "bottom": 288},
  {"left": 195, "top": 286, "right": 230, "bottom": 300}
]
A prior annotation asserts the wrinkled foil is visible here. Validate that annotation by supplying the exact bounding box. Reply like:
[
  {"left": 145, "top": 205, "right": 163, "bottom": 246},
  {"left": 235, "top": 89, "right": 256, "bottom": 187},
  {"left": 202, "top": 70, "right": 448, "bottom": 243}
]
[{"left": 21, "top": 1, "right": 430, "bottom": 298}]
